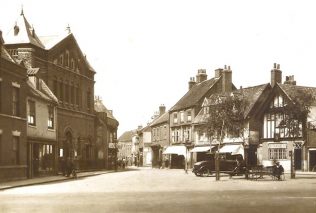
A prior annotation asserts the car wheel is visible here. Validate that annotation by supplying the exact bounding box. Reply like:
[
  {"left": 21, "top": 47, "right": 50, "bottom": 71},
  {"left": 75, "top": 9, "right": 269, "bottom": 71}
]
[
  {"left": 202, "top": 169, "right": 210, "bottom": 177},
  {"left": 194, "top": 172, "right": 199, "bottom": 176}
]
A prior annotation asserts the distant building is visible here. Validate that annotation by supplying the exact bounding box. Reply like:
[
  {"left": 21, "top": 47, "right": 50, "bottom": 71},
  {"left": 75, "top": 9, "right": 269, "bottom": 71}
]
[
  {"left": 150, "top": 105, "right": 169, "bottom": 168},
  {"left": 118, "top": 130, "right": 135, "bottom": 166},
  {"left": 94, "top": 97, "right": 119, "bottom": 169},
  {"left": 0, "top": 31, "right": 28, "bottom": 181}
]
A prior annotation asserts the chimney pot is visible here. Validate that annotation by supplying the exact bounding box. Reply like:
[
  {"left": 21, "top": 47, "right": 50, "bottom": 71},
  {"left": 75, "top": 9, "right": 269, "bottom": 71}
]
[{"left": 277, "top": 64, "right": 280, "bottom": 69}]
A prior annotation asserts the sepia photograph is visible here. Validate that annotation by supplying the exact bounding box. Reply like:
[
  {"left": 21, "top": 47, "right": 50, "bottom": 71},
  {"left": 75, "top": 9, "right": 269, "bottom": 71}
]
[{"left": 0, "top": 0, "right": 316, "bottom": 212}]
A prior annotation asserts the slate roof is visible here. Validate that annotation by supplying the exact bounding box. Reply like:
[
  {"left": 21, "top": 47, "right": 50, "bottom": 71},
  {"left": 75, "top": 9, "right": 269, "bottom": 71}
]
[
  {"left": 150, "top": 112, "right": 169, "bottom": 127},
  {"left": 27, "top": 79, "right": 58, "bottom": 103},
  {"left": 193, "top": 84, "right": 270, "bottom": 124},
  {"left": 278, "top": 83, "right": 316, "bottom": 105},
  {"left": 118, "top": 130, "right": 136, "bottom": 142},
  {"left": 5, "top": 13, "right": 45, "bottom": 48},
  {"left": 170, "top": 78, "right": 219, "bottom": 111}
]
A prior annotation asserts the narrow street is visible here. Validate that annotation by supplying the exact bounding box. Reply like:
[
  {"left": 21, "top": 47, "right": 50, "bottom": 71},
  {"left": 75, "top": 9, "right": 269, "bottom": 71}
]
[{"left": 1, "top": 167, "right": 316, "bottom": 213}]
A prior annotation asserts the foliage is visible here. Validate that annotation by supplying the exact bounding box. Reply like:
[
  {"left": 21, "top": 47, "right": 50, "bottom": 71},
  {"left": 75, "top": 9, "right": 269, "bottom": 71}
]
[
  {"left": 281, "top": 89, "right": 315, "bottom": 137},
  {"left": 201, "top": 92, "right": 249, "bottom": 142}
]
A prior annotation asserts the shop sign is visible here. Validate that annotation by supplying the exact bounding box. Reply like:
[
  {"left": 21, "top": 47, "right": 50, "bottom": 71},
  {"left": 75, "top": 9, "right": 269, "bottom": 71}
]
[{"left": 268, "top": 143, "right": 287, "bottom": 149}]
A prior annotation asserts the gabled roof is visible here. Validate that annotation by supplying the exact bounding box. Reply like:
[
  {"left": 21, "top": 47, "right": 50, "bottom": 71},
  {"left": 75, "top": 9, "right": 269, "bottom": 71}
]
[
  {"left": 118, "top": 130, "right": 136, "bottom": 142},
  {"left": 278, "top": 83, "right": 316, "bottom": 105},
  {"left": 193, "top": 84, "right": 270, "bottom": 124},
  {"left": 1, "top": 46, "right": 15, "bottom": 62},
  {"left": 150, "top": 112, "right": 169, "bottom": 127},
  {"left": 27, "top": 79, "right": 58, "bottom": 103},
  {"left": 170, "top": 78, "right": 219, "bottom": 111},
  {"left": 94, "top": 99, "right": 118, "bottom": 121},
  {"left": 5, "top": 12, "right": 45, "bottom": 48}
]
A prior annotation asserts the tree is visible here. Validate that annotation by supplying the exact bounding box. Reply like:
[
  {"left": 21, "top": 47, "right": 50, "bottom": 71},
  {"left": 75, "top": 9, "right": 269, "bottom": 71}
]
[
  {"left": 280, "top": 89, "right": 315, "bottom": 138},
  {"left": 200, "top": 92, "right": 249, "bottom": 180}
]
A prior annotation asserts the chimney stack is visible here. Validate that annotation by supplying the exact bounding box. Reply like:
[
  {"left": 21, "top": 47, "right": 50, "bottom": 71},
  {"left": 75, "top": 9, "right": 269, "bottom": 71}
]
[
  {"left": 271, "top": 63, "right": 282, "bottom": 87},
  {"left": 188, "top": 77, "right": 196, "bottom": 90},
  {"left": 159, "top": 104, "right": 166, "bottom": 116},
  {"left": 222, "top": 65, "right": 232, "bottom": 93},
  {"left": 196, "top": 69, "right": 207, "bottom": 83},
  {"left": 284, "top": 75, "right": 296, "bottom": 85}
]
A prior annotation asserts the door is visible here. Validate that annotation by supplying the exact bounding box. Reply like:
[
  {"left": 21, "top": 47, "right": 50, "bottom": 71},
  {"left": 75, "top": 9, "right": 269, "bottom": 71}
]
[
  {"left": 309, "top": 150, "right": 316, "bottom": 171},
  {"left": 294, "top": 149, "right": 302, "bottom": 170}
]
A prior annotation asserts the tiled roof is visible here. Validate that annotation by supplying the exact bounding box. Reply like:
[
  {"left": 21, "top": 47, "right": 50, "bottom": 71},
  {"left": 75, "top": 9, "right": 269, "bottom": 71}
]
[
  {"left": 5, "top": 13, "right": 45, "bottom": 48},
  {"left": 94, "top": 99, "right": 117, "bottom": 120},
  {"left": 1, "top": 46, "right": 15, "bottom": 62},
  {"left": 27, "top": 78, "right": 58, "bottom": 103},
  {"left": 39, "top": 33, "right": 71, "bottom": 50},
  {"left": 150, "top": 112, "right": 169, "bottom": 127},
  {"left": 170, "top": 78, "right": 219, "bottom": 111},
  {"left": 27, "top": 68, "right": 39, "bottom": 75},
  {"left": 278, "top": 83, "right": 316, "bottom": 105},
  {"left": 193, "top": 84, "right": 269, "bottom": 124},
  {"left": 118, "top": 130, "right": 136, "bottom": 142}
]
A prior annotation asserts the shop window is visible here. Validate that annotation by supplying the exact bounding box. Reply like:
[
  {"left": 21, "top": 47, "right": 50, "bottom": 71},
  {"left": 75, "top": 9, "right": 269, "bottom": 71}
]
[
  {"left": 268, "top": 148, "right": 287, "bottom": 160},
  {"left": 28, "top": 100, "right": 36, "bottom": 126}
]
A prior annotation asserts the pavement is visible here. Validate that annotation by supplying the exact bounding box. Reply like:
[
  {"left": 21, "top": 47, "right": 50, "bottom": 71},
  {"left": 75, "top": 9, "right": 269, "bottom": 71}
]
[
  {"left": 0, "top": 169, "right": 117, "bottom": 191},
  {"left": 0, "top": 167, "right": 315, "bottom": 191}
]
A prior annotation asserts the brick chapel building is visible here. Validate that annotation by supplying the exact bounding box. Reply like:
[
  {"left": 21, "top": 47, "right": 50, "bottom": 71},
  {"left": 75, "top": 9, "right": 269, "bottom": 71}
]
[{"left": 4, "top": 10, "right": 96, "bottom": 171}]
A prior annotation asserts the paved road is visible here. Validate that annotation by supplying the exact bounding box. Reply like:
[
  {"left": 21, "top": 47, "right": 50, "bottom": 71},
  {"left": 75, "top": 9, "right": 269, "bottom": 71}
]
[{"left": 1, "top": 167, "right": 316, "bottom": 213}]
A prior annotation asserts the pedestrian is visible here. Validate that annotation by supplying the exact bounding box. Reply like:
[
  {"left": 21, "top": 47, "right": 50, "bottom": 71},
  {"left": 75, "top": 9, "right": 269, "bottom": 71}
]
[
  {"left": 61, "top": 157, "right": 66, "bottom": 176},
  {"left": 273, "top": 161, "right": 284, "bottom": 180}
]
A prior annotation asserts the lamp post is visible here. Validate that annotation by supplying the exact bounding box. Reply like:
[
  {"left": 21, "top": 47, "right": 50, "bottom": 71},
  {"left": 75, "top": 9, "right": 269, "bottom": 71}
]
[
  {"left": 114, "top": 139, "right": 118, "bottom": 172},
  {"left": 184, "top": 140, "right": 190, "bottom": 174}
]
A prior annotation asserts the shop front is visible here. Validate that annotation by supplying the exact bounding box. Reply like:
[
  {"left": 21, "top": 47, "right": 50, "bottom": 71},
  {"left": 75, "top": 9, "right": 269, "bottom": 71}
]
[{"left": 28, "top": 141, "right": 56, "bottom": 178}]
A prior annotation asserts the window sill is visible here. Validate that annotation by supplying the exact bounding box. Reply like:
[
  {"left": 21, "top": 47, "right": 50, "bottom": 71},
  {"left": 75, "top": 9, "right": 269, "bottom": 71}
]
[
  {"left": 47, "top": 128, "right": 56, "bottom": 132},
  {"left": 28, "top": 124, "right": 37, "bottom": 129}
]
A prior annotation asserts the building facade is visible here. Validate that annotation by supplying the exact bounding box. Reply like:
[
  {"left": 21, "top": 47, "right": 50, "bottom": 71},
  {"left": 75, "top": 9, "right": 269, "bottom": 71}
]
[
  {"left": 26, "top": 72, "right": 58, "bottom": 178},
  {"left": 166, "top": 67, "right": 235, "bottom": 169},
  {"left": 0, "top": 31, "right": 28, "bottom": 181},
  {"left": 150, "top": 105, "right": 169, "bottom": 168},
  {"left": 4, "top": 11, "right": 96, "bottom": 171},
  {"left": 94, "top": 97, "right": 119, "bottom": 170}
]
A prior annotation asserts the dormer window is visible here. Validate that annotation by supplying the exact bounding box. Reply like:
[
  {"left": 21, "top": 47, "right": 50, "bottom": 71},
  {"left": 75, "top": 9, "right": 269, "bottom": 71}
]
[
  {"left": 187, "top": 110, "right": 192, "bottom": 122},
  {"left": 173, "top": 113, "right": 178, "bottom": 124}
]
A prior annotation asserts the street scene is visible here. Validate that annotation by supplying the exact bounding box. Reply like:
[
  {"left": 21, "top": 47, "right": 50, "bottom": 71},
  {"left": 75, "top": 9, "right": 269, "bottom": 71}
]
[
  {"left": 1, "top": 167, "right": 316, "bottom": 213},
  {"left": 1, "top": 0, "right": 316, "bottom": 212}
]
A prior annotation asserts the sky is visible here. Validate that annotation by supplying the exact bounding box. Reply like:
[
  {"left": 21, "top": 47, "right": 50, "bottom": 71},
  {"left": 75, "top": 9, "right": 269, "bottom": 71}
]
[{"left": 1, "top": 0, "right": 316, "bottom": 136}]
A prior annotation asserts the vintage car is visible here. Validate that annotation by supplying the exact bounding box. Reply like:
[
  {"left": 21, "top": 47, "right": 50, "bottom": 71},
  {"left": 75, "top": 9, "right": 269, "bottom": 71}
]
[{"left": 192, "top": 154, "right": 248, "bottom": 177}]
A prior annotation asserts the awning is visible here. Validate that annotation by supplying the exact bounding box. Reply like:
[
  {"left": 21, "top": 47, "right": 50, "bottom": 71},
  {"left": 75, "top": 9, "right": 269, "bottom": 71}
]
[
  {"left": 163, "top": 146, "right": 186, "bottom": 156},
  {"left": 190, "top": 146, "right": 214, "bottom": 152},
  {"left": 219, "top": 144, "right": 244, "bottom": 157}
]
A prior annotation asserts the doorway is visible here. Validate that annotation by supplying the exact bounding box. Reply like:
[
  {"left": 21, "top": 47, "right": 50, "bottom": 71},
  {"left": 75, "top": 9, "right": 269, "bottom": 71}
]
[
  {"left": 294, "top": 149, "right": 302, "bottom": 170},
  {"left": 309, "top": 150, "right": 316, "bottom": 171}
]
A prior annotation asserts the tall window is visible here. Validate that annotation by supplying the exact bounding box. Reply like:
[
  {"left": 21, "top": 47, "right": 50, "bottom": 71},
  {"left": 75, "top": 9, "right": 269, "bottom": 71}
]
[
  {"left": 65, "top": 51, "right": 69, "bottom": 67},
  {"left": 59, "top": 82, "right": 63, "bottom": 101},
  {"left": 59, "top": 55, "right": 63, "bottom": 66},
  {"left": 180, "top": 111, "right": 184, "bottom": 123},
  {"left": 187, "top": 110, "right": 192, "bottom": 122},
  {"left": 70, "top": 85, "right": 74, "bottom": 104},
  {"left": 12, "top": 136, "right": 19, "bottom": 164},
  {"left": 173, "top": 113, "right": 178, "bottom": 124},
  {"left": 65, "top": 83, "right": 69, "bottom": 103},
  {"left": 12, "top": 87, "right": 20, "bottom": 116},
  {"left": 48, "top": 106, "right": 54, "bottom": 129},
  {"left": 87, "top": 90, "right": 91, "bottom": 110},
  {"left": 27, "top": 100, "right": 36, "bottom": 125},
  {"left": 76, "top": 87, "right": 79, "bottom": 106}
]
